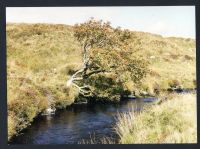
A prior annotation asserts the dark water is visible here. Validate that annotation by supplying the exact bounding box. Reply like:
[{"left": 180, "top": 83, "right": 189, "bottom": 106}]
[{"left": 10, "top": 98, "right": 156, "bottom": 144}]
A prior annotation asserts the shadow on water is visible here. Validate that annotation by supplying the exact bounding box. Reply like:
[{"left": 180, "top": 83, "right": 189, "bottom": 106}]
[{"left": 9, "top": 98, "right": 157, "bottom": 144}]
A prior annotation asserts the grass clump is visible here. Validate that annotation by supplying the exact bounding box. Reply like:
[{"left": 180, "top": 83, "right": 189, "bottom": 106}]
[
  {"left": 7, "top": 23, "right": 80, "bottom": 140},
  {"left": 7, "top": 23, "right": 196, "bottom": 140},
  {"left": 79, "top": 133, "right": 116, "bottom": 144},
  {"left": 115, "top": 93, "right": 197, "bottom": 143}
]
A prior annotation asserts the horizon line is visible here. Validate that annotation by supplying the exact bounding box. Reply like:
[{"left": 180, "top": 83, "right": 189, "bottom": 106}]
[{"left": 6, "top": 21, "right": 196, "bottom": 39}]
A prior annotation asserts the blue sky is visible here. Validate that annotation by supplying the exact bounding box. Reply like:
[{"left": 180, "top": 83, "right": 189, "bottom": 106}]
[{"left": 6, "top": 6, "right": 195, "bottom": 38}]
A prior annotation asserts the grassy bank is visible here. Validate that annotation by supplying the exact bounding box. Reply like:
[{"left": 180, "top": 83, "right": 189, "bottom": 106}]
[
  {"left": 7, "top": 23, "right": 81, "bottom": 140},
  {"left": 7, "top": 23, "right": 196, "bottom": 140},
  {"left": 115, "top": 93, "right": 197, "bottom": 143}
]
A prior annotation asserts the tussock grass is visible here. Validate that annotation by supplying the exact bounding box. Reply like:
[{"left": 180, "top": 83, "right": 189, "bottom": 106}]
[
  {"left": 7, "top": 23, "right": 81, "bottom": 140},
  {"left": 115, "top": 93, "right": 197, "bottom": 143},
  {"left": 7, "top": 23, "right": 196, "bottom": 140},
  {"left": 79, "top": 133, "right": 116, "bottom": 144}
]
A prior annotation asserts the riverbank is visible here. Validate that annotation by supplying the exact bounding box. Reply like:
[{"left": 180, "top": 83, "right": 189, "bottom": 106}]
[
  {"left": 7, "top": 23, "right": 196, "bottom": 141},
  {"left": 7, "top": 24, "right": 81, "bottom": 140},
  {"left": 115, "top": 93, "right": 197, "bottom": 143}
]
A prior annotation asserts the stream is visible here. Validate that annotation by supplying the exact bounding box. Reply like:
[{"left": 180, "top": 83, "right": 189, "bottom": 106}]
[{"left": 10, "top": 97, "right": 157, "bottom": 144}]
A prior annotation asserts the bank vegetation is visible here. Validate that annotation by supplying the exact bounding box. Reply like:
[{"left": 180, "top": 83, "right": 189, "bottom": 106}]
[{"left": 7, "top": 21, "right": 196, "bottom": 140}]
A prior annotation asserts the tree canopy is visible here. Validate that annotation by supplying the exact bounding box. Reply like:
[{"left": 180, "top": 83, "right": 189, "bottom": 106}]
[{"left": 67, "top": 18, "right": 148, "bottom": 98}]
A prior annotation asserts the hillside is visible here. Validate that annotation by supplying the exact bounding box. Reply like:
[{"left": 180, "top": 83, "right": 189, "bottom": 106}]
[{"left": 7, "top": 23, "right": 196, "bottom": 140}]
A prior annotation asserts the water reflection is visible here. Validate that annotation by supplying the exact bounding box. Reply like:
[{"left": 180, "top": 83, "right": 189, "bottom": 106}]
[{"left": 10, "top": 98, "right": 156, "bottom": 144}]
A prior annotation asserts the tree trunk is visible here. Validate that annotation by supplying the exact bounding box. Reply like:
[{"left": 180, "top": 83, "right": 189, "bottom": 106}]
[
  {"left": 66, "top": 43, "right": 92, "bottom": 96},
  {"left": 66, "top": 43, "right": 107, "bottom": 97}
]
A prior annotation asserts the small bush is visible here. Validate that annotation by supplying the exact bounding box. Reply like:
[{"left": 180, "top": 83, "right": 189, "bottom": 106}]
[
  {"left": 153, "top": 82, "right": 160, "bottom": 95},
  {"left": 184, "top": 55, "right": 194, "bottom": 61},
  {"left": 168, "top": 79, "right": 180, "bottom": 88},
  {"left": 170, "top": 54, "right": 180, "bottom": 59},
  {"left": 53, "top": 85, "right": 78, "bottom": 109}
]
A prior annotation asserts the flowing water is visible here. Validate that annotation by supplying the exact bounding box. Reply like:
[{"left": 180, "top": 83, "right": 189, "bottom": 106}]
[{"left": 10, "top": 98, "right": 157, "bottom": 144}]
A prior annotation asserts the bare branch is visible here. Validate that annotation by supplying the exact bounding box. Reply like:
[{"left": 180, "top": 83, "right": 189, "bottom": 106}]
[
  {"left": 83, "top": 69, "right": 107, "bottom": 78},
  {"left": 71, "top": 82, "right": 92, "bottom": 96}
]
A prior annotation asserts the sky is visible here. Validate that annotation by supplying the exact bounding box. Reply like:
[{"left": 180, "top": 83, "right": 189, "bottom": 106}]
[{"left": 6, "top": 6, "right": 195, "bottom": 38}]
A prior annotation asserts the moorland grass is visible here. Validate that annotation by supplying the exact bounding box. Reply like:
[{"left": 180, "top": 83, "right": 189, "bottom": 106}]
[
  {"left": 7, "top": 23, "right": 81, "bottom": 140},
  {"left": 115, "top": 93, "right": 197, "bottom": 143},
  {"left": 7, "top": 23, "right": 196, "bottom": 140}
]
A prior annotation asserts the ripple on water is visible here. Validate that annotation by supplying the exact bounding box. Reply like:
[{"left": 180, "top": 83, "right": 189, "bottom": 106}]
[{"left": 10, "top": 98, "right": 155, "bottom": 144}]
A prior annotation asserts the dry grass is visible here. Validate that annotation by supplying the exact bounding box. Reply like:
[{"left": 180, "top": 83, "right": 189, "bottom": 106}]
[
  {"left": 7, "top": 23, "right": 81, "bottom": 140},
  {"left": 78, "top": 133, "right": 116, "bottom": 144},
  {"left": 115, "top": 93, "right": 197, "bottom": 144},
  {"left": 7, "top": 23, "right": 196, "bottom": 140}
]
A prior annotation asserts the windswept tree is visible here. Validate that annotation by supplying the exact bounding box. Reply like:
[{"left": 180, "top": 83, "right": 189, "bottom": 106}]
[{"left": 67, "top": 19, "right": 148, "bottom": 98}]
